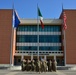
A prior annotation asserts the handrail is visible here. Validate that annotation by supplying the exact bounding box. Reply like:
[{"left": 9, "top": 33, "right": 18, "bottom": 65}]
[{"left": 15, "top": 50, "right": 63, "bottom": 54}]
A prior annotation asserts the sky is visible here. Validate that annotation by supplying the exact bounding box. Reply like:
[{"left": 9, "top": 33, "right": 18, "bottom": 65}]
[{"left": 0, "top": 0, "right": 76, "bottom": 19}]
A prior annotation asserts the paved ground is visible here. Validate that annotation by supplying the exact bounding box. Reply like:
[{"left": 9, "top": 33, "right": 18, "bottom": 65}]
[{"left": 0, "top": 69, "right": 76, "bottom": 75}]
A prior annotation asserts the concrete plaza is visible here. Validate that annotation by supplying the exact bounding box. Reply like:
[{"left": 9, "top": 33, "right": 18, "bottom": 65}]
[{"left": 0, "top": 69, "right": 76, "bottom": 75}]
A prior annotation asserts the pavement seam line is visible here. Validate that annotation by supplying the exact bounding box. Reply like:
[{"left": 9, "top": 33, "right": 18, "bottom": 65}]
[
  {"left": 55, "top": 71, "right": 66, "bottom": 75},
  {"left": 5, "top": 72, "right": 18, "bottom": 75}
]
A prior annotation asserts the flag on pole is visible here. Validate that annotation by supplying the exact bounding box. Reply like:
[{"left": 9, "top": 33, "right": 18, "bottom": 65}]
[
  {"left": 63, "top": 11, "right": 67, "bottom": 30},
  {"left": 38, "top": 7, "right": 44, "bottom": 29},
  {"left": 12, "top": 10, "right": 20, "bottom": 28}
]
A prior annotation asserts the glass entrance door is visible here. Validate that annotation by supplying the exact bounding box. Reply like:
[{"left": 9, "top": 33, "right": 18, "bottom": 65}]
[{"left": 56, "top": 56, "right": 64, "bottom": 66}]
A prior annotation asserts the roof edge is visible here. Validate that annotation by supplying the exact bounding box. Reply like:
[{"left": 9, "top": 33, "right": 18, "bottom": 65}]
[{"left": 63, "top": 9, "right": 76, "bottom": 11}]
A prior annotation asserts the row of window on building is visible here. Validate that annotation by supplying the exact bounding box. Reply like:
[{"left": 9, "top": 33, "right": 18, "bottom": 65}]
[
  {"left": 16, "top": 46, "right": 61, "bottom": 51},
  {"left": 17, "top": 25, "right": 61, "bottom": 32},
  {"left": 16, "top": 25, "right": 62, "bottom": 51},
  {"left": 16, "top": 35, "right": 61, "bottom": 43}
]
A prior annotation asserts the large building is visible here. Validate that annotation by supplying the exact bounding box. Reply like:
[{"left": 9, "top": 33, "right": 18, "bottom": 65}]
[{"left": 0, "top": 9, "right": 76, "bottom": 66}]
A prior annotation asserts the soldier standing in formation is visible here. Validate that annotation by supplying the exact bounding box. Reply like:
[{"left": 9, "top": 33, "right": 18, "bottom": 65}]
[
  {"left": 36, "top": 59, "right": 41, "bottom": 73},
  {"left": 21, "top": 58, "right": 57, "bottom": 72},
  {"left": 52, "top": 59, "right": 57, "bottom": 72},
  {"left": 21, "top": 59, "right": 26, "bottom": 71},
  {"left": 47, "top": 60, "right": 52, "bottom": 72},
  {"left": 41, "top": 59, "right": 47, "bottom": 72},
  {"left": 31, "top": 60, "right": 35, "bottom": 71}
]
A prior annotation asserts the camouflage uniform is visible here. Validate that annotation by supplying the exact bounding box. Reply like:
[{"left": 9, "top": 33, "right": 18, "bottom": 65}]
[
  {"left": 26, "top": 59, "right": 30, "bottom": 71},
  {"left": 36, "top": 59, "right": 41, "bottom": 73},
  {"left": 21, "top": 59, "right": 26, "bottom": 71},
  {"left": 52, "top": 60, "right": 57, "bottom": 72},
  {"left": 41, "top": 60, "right": 47, "bottom": 72},
  {"left": 48, "top": 60, "right": 52, "bottom": 71},
  {"left": 31, "top": 60, "right": 35, "bottom": 71},
  {"left": 45, "top": 60, "right": 47, "bottom": 72}
]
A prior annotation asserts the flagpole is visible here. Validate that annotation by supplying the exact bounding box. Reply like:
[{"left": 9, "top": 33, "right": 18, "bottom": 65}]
[
  {"left": 62, "top": 19, "right": 66, "bottom": 66},
  {"left": 62, "top": 4, "right": 67, "bottom": 66},
  {"left": 63, "top": 30, "right": 66, "bottom": 66},
  {"left": 10, "top": 26, "right": 13, "bottom": 67},
  {"left": 37, "top": 4, "right": 39, "bottom": 60},
  {"left": 10, "top": 3, "right": 14, "bottom": 67}
]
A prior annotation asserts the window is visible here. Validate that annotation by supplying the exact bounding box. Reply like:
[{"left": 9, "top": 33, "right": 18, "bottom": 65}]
[
  {"left": 16, "top": 35, "right": 37, "bottom": 42},
  {"left": 39, "top": 46, "right": 61, "bottom": 51},
  {"left": 16, "top": 46, "right": 37, "bottom": 50},
  {"left": 39, "top": 35, "right": 61, "bottom": 43},
  {"left": 17, "top": 25, "right": 61, "bottom": 32}
]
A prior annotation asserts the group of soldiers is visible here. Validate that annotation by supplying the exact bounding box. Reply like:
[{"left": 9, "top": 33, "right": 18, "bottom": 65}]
[{"left": 21, "top": 58, "right": 57, "bottom": 73}]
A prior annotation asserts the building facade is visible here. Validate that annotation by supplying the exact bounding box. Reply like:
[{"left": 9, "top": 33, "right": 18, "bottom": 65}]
[
  {"left": 0, "top": 9, "right": 76, "bottom": 66},
  {"left": 15, "top": 19, "right": 63, "bottom": 66}
]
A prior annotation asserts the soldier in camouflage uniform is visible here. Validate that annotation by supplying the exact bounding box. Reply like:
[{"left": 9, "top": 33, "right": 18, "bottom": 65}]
[
  {"left": 31, "top": 60, "right": 35, "bottom": 71},
  {"left": 26, "top": 59, "right": 30, "bottom": 71},
  {"left": 21, "top": 59, "right": 26, "bottom": 71},
  {"left": 52, "top": 59, "right": 57, "bottom": 72},
  {"left": 36, "top": 59, "right": 38, "bottom": 72},
  {"left": 45, "top": 60, "right": 47, "bottom": 72},
  {"left": 48, "top": 60, "right": 52, "bottom": 72},
  {"left": 41, "top": 60, "right": 47, "bottom": 72},
  {"left": 36, "top": 59, "right": 41, "bottom": 73}
]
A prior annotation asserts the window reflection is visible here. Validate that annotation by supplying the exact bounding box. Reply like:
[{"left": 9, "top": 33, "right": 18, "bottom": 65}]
[
  {"left": 16, "top": 46, "right": 61, "bottom": 51},
  {"left": 16, "top": 25, "right": 62, "bottom": 51},
  {"left": 17, "top": 25, "right": 61, "bottom": 32}
]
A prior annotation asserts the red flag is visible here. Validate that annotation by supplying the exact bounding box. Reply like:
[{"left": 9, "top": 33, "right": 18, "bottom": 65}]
[{"left": 63, "top": 11, "right": 67, "bottom": 30}]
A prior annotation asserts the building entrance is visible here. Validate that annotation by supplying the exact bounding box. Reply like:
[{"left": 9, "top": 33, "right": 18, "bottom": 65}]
[
  {"left": 14, "top": 56, "right": 21, "bottom": 65},
  {"left": 56, "top": 56, "right": 64, "bottom": 66}
]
